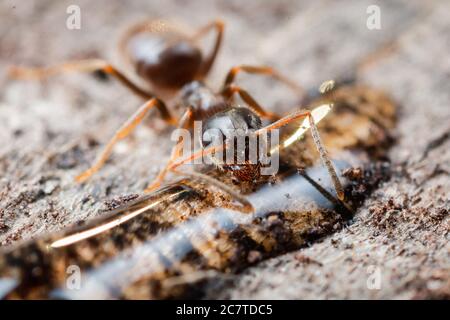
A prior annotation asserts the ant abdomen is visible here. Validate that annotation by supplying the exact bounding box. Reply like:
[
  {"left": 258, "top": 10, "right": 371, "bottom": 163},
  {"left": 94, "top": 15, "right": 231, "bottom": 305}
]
[{"left": 124, "top": 30, "right": 203, "bottom": 89}]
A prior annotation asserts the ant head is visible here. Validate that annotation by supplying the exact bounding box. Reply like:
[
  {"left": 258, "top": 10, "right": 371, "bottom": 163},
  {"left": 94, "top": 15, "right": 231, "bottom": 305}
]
[{"left": 201, "top": 107, "right": 262, "bottom": 149}]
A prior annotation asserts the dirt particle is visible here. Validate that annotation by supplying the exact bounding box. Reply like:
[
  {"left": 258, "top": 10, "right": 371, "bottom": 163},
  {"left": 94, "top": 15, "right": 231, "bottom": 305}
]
[
  {"left": 294, "top": 253, "right": 323, "bottom": 266},
  {"left": 342, "top": 167, "right": 363, "bottom": 180},
  {"left": 247, "top": 250, "right": 262, "bottom": 264},
  {"left": 0, "top": 220, "right": 9, "bottom": 233}
]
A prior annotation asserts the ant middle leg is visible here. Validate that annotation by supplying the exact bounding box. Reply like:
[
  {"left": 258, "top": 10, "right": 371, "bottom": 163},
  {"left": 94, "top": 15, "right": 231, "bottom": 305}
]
[
  {"left": 76, "top": 98, "right": 171, "bottom": 183},
  {"left": 222, "top": 65, "right": 305, "bottom": 97},
  {"left": 221, "top": 84, "right": 279, "bottom": 121}
]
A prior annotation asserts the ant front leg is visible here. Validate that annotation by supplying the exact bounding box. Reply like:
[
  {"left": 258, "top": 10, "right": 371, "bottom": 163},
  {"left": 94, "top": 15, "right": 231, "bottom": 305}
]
[
  {"left": 255, "top": 106, "right": 345, "bottom": 201},
  {"left": 76, "top": 98, "right": 172, "bottom": 183},
  {"left": 145, "top": 106, "right": 196, "bottom": 193},
  {"left": 158, "top": 143, "right": 254, "bottom": 214}
]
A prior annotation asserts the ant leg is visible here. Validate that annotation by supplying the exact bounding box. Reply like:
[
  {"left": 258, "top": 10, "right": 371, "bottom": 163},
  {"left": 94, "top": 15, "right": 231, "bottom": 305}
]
[
  {"left": 254, "top": 108, "right": 312, "bottom": 133},
  {"left": 9, "top": 60, "right": 176, "bottom": 124},
  {"left": 222, "top": 84, "right": 280, "bottom": 120},
  {"left": 170, "top": 169, "right": 254, "bottom": 214},
  {"left": 145, "top": 107, "right": 195, "bottom": 192},
  {"left": 76, "top": 98, "right": 171, "bottom": 183},
  {"left": 307, "top": 113, "right": 345, "bottom": 201},
  {"left": 192, "top": 19, "right": 225, "bottom": 77},
  {"left": 8, "top": 60, "right": 151, "bottom": 96},
  {"left": 254, "top": 106, "right": 345, "bottom": 201},
  {"left": 168, "top": 144, "right": 228, "bottom": 172},
  {"left": 222, "top": 65, "right": 304, "bottom": 97}
]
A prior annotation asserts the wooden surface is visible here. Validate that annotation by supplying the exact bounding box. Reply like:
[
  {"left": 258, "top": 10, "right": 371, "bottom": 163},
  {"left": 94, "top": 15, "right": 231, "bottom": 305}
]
[{"left": 0, "top": 0, "right": 448, "bottom": 298}]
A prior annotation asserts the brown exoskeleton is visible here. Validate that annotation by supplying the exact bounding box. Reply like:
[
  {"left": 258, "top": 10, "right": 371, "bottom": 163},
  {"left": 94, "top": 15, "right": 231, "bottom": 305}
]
[{"left": 9, "top": 19, "right": 343, "bottom": 212}]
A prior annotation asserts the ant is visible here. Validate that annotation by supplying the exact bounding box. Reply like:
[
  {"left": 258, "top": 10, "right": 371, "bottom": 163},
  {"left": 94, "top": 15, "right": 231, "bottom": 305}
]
[{"left": 8, "top": 19, "right": 343, "bottom": 212}]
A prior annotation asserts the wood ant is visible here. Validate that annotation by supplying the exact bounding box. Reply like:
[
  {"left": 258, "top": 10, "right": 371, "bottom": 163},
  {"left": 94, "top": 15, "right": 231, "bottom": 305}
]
[{"left": 8, "top": 19, "right": 343, "bottom": 212}]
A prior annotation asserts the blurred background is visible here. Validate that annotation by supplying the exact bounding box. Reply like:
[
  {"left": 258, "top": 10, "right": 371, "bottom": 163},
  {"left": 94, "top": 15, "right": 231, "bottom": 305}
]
[{"left": 0, "top": 0, "right": 448, "bottom": 298}]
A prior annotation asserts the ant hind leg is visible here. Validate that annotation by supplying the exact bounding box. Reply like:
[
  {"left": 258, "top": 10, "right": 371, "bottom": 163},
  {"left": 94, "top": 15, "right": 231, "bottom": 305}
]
[{"left": 8, "top": 59, "right": 170, "bottom": 105}]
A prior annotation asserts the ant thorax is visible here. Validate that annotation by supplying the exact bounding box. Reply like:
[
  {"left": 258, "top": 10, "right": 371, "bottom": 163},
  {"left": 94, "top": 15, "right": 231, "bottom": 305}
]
[{"left": 180, "top": 81, "right": 224, "bottom": 114}]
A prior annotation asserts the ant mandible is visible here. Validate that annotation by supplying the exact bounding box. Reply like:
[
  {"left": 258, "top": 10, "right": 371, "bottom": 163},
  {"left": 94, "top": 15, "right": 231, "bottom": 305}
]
[{"left": 9, "top": 19, "right": 343, "bottom": 212}]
